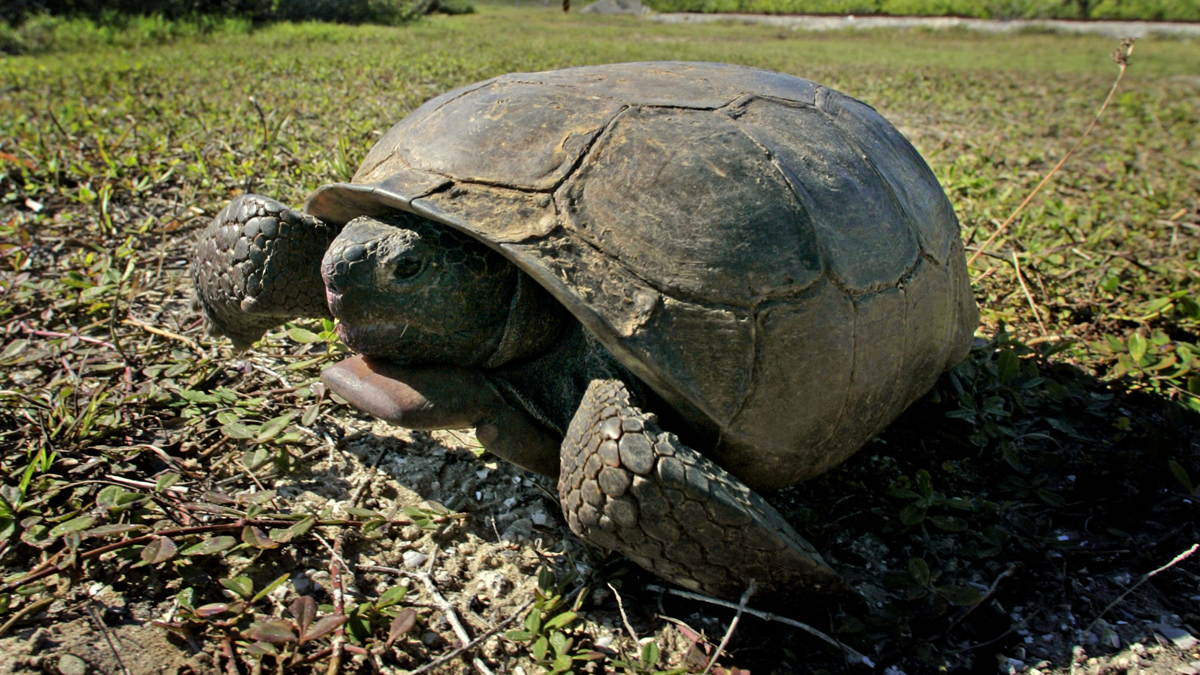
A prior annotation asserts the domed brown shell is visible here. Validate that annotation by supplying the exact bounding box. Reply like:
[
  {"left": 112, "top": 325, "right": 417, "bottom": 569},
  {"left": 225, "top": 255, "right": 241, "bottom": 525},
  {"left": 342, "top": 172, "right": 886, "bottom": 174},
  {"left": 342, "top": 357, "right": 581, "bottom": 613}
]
[{"left": 306, "top": 61, "right": 978, "bottom": 491}]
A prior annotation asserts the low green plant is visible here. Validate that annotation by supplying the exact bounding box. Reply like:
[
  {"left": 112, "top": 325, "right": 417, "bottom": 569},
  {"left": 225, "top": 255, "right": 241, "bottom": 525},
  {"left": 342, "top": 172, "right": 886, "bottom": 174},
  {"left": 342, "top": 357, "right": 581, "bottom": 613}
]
[{"left": 505, "top": 566, "right": 601, "bottom": 674}]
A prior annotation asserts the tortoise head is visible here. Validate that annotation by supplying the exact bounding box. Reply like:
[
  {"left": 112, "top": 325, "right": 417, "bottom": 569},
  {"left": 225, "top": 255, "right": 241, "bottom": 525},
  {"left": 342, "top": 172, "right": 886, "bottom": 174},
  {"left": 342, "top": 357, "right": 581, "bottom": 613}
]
[{"left": 321, "top": 214, "right": 569, "bottom": 367}]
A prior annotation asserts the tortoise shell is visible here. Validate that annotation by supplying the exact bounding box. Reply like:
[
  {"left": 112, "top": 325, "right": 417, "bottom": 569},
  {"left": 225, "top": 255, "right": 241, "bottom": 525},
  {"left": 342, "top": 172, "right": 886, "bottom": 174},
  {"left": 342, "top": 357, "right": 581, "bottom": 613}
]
[{"left": 305, "top": 61, "right": 978, "bottom": 490}]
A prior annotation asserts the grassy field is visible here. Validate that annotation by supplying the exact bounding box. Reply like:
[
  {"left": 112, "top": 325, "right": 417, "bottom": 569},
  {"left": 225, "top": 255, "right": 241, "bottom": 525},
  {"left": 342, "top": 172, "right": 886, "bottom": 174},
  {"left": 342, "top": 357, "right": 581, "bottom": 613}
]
[
  {"left": 2, "top": 6, "right": 1199, "bottom": 674},
  {"left": 641, "top": 0, "right": 1200, "bottom": 22}
]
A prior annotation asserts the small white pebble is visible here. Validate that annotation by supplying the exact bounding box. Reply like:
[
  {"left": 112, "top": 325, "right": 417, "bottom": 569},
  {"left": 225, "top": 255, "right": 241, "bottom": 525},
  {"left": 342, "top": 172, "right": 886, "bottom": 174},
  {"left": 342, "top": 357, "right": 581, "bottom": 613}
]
[{"left": 403, "top": 551, "right": 429, "bottom": 569}]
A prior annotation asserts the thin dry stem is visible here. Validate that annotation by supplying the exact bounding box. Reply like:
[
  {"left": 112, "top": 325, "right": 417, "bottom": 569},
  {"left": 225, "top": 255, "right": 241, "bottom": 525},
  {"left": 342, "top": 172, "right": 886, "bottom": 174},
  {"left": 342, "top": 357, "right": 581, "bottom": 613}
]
[
  {"left": 701, "top": 580, "right": 755, "bottom": 675},
  {"left": 608, "top": 582, "right": 639, "bottom": 642},
  {"left": 646, "top": 585, "right": 874, "bottom": 668},
  {"left": 1011, "top": 250, "right": 1048, "bottom": 335},
  {"left": 1085, "top": 543, "right": 1198, "bottom": 634},
  {"left": 967, "top": 39, "right": 1136, "bottom": 269}
]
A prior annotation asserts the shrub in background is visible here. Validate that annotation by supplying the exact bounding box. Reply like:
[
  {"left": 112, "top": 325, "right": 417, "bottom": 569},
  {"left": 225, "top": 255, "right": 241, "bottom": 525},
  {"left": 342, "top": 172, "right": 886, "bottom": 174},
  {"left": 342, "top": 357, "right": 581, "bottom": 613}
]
[
  {"left": 2, "top": 0, "right": 430, "bottom": 27},
  {"left": 0, "top": 0, "right": 476, "bottom": 54}
]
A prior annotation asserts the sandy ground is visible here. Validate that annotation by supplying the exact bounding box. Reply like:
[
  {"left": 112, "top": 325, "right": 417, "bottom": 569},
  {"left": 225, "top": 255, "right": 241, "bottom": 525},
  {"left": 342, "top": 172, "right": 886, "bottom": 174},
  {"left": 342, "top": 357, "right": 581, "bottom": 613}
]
[{"left": 645, "top": 13, "right": 1200, "bottom": 38}]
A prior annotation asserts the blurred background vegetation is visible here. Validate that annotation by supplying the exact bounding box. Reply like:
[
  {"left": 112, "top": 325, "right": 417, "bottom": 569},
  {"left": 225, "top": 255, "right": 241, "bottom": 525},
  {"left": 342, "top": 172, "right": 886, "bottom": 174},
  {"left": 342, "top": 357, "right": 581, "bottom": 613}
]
[
  {"left": 640, "top": 0, "right": 1200, "bottom": 21},
  {"left": 2, "top": 0, "right": 1195, "bottom": 58},
  {"left": 0, "top": 0, "right": 477, "bottom": 54}
]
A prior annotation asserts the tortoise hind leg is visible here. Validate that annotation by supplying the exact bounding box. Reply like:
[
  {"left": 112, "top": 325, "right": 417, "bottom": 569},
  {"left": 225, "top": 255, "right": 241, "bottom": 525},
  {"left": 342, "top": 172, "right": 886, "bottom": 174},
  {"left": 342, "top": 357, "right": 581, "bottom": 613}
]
[{"left": 560, "top": 379, "right": 844, "bottom": 601}]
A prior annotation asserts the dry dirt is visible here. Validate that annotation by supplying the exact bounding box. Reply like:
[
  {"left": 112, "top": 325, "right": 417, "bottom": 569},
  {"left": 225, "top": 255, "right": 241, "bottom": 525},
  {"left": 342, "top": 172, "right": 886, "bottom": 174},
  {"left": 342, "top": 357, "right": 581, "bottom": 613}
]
[{"left": 2, "top": 396, "right": 1198, "bottom": 675}]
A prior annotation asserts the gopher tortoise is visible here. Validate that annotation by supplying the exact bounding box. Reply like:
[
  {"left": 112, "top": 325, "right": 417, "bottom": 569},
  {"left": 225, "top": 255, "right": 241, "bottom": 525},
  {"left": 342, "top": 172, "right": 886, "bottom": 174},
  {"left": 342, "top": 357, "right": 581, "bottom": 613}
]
[{"left": 192, "top": 61, "right": 978, "bottom": 602}]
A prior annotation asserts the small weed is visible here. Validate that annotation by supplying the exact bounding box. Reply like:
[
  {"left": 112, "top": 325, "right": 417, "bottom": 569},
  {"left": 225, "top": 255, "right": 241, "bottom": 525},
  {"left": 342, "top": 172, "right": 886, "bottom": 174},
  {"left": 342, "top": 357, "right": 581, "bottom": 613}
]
[{"left": 505, "top": 566, "right": 601, "bottom": 674}]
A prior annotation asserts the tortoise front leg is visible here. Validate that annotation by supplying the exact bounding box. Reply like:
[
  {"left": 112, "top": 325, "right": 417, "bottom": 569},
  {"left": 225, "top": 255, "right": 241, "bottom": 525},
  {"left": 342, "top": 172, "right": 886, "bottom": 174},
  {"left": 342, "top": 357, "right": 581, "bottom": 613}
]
[
  {"left": 561, "top": 379, "right": 844, "bottom": 601},
  {"left": 192, "top": 194, "right": 339, "bottom": 349}
]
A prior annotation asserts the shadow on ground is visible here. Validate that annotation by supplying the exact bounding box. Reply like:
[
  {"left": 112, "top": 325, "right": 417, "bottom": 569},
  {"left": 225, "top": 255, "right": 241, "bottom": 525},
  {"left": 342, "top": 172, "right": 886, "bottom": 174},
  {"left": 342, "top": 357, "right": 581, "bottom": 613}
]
[{"left": 596, "top": 332, "right": 1200, "bottom": 674}]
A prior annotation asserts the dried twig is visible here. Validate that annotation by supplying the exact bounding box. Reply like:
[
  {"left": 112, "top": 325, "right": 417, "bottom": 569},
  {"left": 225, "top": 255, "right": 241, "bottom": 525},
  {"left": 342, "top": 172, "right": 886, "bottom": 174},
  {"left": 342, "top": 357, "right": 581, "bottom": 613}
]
[
  {"left": 702, "top": 580, "right": 756, "bottom": 675},
  {"left": 1085, "top": 543, "right": 1199, "bottom": 634},
  {"left": 967, "top": 38, "right": 1136, "bottom": 269},
  {"left": 407, "top": 599, "right": 534, "bottom": 675},
  {"left": 325, "top": 535, "right": 347, "bottom": 675},
  {"left": 0, "top": 597, "right": 54, "bottom": 638},
  {"left": 608, "top": 582, "right": 639, "bottom": 642},
  {"left": 1011, "top": 250, "right": 1048, "bottom": 335},
  {"left": 411, "top": 570, "right": 494, "bottom": 675},
  {"left": 122, "top": 317, "right": 198, "bottom": 349},
  {"left": 647, "top": 585, "right": 874, "bottom": 668},
  {"left": 87, "top": 603, "right": 133, "bottom": 675}
]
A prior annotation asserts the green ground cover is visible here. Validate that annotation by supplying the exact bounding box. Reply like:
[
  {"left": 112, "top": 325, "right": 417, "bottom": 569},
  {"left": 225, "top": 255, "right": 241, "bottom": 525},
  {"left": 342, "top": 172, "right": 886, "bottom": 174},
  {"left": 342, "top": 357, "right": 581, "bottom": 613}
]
[
  {"left": 642, "top": 0, "right": 1200, "bottom": 21},
  {"left": 1, "top": 7, "right": 1199, "bottom": 674}
]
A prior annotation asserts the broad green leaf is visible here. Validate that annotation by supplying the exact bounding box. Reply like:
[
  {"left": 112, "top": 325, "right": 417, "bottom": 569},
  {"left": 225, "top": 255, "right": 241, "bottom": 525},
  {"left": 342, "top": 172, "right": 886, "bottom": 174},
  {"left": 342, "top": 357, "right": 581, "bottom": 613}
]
[
  {"left": 85, "top": 523, "right": 146, "bottom": 538},
  {"left": 243, "top": 448, "right": 271, "bottom": 470},
  {"left": 525, "top": 610, "right": 542, "bottom": 635},
  {"left": 291, "top": 596, "right": 317, "bottom": 634},
  {"left": 898, "top": 503, "right": 925, "bottom": 526},
  {"left": 550, "top": 630, "right": 570, "bottom": 657},
  {"left": 1036, "top": 490, "right": 1066, "bottom": 508},
  {"left": 387, "top": 608, "right": 417, "bottom": 646},
  {"left": 304, "top": 615, "right": 348, "bottom": 643},
  {"left": 287, "top": 327, "right": 321, "bottom": 343},
  {"left": 220, "top": 576, "right": 254, "bottom": 600},
  {"left": 195, "top": 603, "right": 230, "bottom": 618},
  {"left": 141, "top": 536, "right": 178, "bottom": 564},
  {"left": 640, "top": 640, "right": 659, "bottom": 668},
  {"left": 155, "top": 473, "right": 180, "bottom": 492},
  {"left": 257, "top": 412, "right": 295, "bottom": 442},
  {"left": 244, "top": 642, "right": 278, "bottom": 656},
  {"left": 222, "top": 422, "right": 256, "bottom": 439},
  {"left": 887, "top": 486, "right": 922, "bottom": 500},
  {"left": 181, "top": 535, "right": 236, "bottom": 556},
  {"left": 936, "top": 584, "right": 986, "bottom": 606},
  {"left": 302, "top": 403, "right": 320, "bottom": 427},
  {"left": 532, "top": 635, "right": 548, "bottom": 661},
  {"left": 180, "top": 390, "right": 220, "bottom": 404},
  {"left": 49, "top": 516, "right": 95, "bottom": 537},
  {"left": 908, "top": 557, "right": 931, "bottom": 586},
  {"left": 242, "top": 526, "right": 278, "bottom": 549},
  {"left": 544, "top": 611, "right": 576, "bottom": 631},
  {"left": 377, "top": 585, "right": 407, "bottom": 609},
  {"left": 1128, "top": 333, "right": 1147, "bottom": 363},
  {"left": 247, "top": 619, "right": 297, "bottom": 644},
  {"left": 550, "top": 654, "right": 572, "bottom": 673},
  {"left": 997, "top": 349, "right": 1019, "bottom": 381}
]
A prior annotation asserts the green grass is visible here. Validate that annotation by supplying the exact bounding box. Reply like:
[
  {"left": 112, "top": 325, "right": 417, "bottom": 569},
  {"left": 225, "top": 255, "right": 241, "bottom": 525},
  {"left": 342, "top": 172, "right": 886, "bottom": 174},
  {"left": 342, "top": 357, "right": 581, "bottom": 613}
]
[
  {"left": 1, "top": 7, "right": 1199, "bottom": 673},
  {"left": 642, "top": 0, "right": 1200, "bottom": 21}
]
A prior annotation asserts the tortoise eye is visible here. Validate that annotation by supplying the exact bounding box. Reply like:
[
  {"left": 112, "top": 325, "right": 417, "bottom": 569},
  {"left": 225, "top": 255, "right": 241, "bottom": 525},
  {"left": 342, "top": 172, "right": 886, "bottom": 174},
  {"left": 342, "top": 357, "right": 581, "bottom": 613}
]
[{"left": 393, "top": 257, "right": 425, "bottom": 281}]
